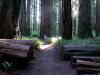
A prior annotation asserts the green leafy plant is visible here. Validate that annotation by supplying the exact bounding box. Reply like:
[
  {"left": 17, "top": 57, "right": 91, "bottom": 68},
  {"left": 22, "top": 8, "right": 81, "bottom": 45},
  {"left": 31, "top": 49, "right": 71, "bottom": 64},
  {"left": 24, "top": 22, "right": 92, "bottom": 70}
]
[{"left": 33, "top": 39, "right": 44, "bottom": 49}]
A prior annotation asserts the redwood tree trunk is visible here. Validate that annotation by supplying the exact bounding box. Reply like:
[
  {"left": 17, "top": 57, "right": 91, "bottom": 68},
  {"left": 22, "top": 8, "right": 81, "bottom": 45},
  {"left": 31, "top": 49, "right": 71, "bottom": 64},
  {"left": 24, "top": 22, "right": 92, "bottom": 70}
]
[
  {"left": 96, "top": 0, "right": 100, "bottom": 36},
  {"left": 0, "top": 0, "right": 21, "bottom": 39},
  {"left": 62, "top": 0, "right": 72, "bottom": 39},
  {"left": 26, "top": 0, "right": 31, "bottom": 36},
  {"left": 78, "top": 0, "right": 92, "bottom": 38},
  {"left": 12, "top": 0, "right": 21, "bottom": 37},
  {"left": 40, "top": 0, "right": 52, "bottom": 39},
  {"left": 0, "top": 0, "right": 13, "bottom": 39},
  {"left": 19, "top": 0, "right": 27, "bottom": 36}
]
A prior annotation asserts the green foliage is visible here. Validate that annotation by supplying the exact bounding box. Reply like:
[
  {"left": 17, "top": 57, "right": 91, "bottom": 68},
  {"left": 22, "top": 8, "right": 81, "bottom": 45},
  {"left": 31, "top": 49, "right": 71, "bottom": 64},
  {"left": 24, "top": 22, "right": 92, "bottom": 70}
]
[
  {"left": 45, "top": 38, "right": 52, "bottom": 44},
  {"left": 32, "top": 31, "right": 39, "bottom": 37},
  {"left": 0, "top": 61, "right": 12, "bottom": 71},
  {"left": 33, "top": 38, "right": 44, "bottom": 49},
  {"left": 44, "top": 37, "right": 62, "bottom": 44},
  {"left": 59, "top": 38, "right": 100, "bottom": 46},
  {"left": 0, "top": 55, "right": 12, "bottom": 72}
]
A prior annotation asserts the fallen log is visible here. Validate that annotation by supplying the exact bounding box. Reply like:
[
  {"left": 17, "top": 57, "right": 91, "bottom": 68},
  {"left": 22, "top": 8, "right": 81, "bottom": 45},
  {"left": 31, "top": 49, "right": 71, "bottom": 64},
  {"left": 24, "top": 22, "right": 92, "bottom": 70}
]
[
  {"left": 0, "top": 49, "right": 27, "bottom": 58},
  {"left": 72, "top": 59, "right": 100, "bottom": 73},
  {"left": 0, "top": 39, "right": 33, "bottom": 46},
  {"left": 76, "top": 67, "right": 100, "bottom": 72},
  {"left": 72, "top": 56, "right": 100, "bottom": 63},
  {"left": 76, "top": 60, "right": 100, "bottom": 67},
  {"left": 61, "top": 45, "right": 100, "bottom": 60},
  {"left": 0, "top": 42, "right": 33, "bottom": 59}
]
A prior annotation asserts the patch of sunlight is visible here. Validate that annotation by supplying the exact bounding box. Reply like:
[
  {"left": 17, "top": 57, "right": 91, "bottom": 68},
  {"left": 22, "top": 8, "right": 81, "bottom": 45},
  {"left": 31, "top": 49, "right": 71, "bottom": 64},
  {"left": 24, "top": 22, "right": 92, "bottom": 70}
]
[
  {"left": 51, "top": 37, "right": 62, "bottom": 44},
  {"left": 92, "top": 30, "right": 96, "bottom": 38},
  {"left": 39, "top": 44, "right": 53, "bottom": 50},
  {"left": 15, "top": 36, "right": 33, "bottom": 40},
  {"left": 33, "top": 38, "right": 44, "bottom": 49}
]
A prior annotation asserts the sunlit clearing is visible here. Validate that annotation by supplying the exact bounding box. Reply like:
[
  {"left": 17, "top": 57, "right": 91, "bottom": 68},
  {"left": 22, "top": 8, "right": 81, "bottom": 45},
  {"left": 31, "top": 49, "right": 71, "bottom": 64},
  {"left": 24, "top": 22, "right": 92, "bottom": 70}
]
[
  {"left": 51, "top": 37, "right": 62, "bottom": 44},
  {"left": 39, "top": 44, "right": 53, "bottom": 50}
]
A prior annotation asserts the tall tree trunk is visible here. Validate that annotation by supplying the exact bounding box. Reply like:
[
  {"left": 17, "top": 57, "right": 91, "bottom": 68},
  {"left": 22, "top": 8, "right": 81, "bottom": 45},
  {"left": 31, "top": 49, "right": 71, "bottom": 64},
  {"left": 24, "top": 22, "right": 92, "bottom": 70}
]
[
  {"left": 91, "top": 0, "right": 96, "bottom": 38},
  {"left": 96, "top": 0, "right": 100, "bottom": 36},
  {"left": 59, "top": 0, "right": 63, "bottom": 36},
  {"left": 12, "top": 0, "right": 21, "bottom": 38},
  {"left": 0, "top": 0, "right": 3, "bottom": 34},
  {"left": 40, "top": 0, "right": 52, "bottom": 39},
  {"left": 72, "top": 0, "right": 79, "bottom": 39},
  {"left": 40, "top": 0, "right": 44, "bottom": 39},
  {"left": 26, "top": 0, "right": 31, "bottom": 36},
  {"left": 0, "top": 0, "right": 3, "bottom": 13},
  {"left": 62, "top": 0, "right": 72, "bottom": 39},
  {"left": 78, "top": 0, "right": 92, "bottom": 38},
  {"left": 0, "top": 0, "right": 13, "bottom": 39},
  {"left": 33, "top": 0, "right": 37, "bottom": 31},
  {"left": 19, "top": 0, "right": 27, "bottom": 36}
]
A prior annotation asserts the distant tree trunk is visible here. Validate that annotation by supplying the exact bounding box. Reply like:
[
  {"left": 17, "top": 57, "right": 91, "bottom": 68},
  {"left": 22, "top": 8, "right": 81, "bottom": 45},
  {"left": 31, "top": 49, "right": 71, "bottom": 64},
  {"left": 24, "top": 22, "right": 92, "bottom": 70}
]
[
  {"left": 78, "top": 0, "right": 92, "bottom": 38},
  {"left": 33, "top": 0, "right": 37, "bottom": 32},
  {"left": 0, "top": 0, "right": 13, "bottom": 39},
  {"left": 0, "top": 0, "right": 3, "bottom": 34},
  {"left": 59, "top": 0, "right": 63, "bottom": 36},
  {"left": 40, "top": 0, "right": 52, "bottom": 39},
  {"left": 19, "top": 0, "right": 27, "bottom": 36},
  {"left": 71, "top": 0, "right": 79, "bottom": 39},
  {"left": 62, "top": 0, "right": 72, "bottom": 39},
  {"left": 40, "top": 0, "right": 44, "bottom": 39},
  {"left": 26, "top": 0, "right": 31, "bottom": 36},
  {"left": 91, "top": 0, "right": 96, "bottom": 38},
  {"left": 96, "top": 0, "right": 100, "bottom": 36},
  {"left": 0, "top": 0, "right": 3, "bottom": 14},
  {"left": 12, "top": 0, "right": 21, "bottom": 38}
]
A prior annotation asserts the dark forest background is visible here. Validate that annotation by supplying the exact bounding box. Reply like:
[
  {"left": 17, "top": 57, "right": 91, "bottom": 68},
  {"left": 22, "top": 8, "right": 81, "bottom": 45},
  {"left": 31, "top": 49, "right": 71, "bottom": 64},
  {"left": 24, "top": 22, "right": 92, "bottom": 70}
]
[{"left": 0, "top": 0, "right": 100, "bottom": 41}]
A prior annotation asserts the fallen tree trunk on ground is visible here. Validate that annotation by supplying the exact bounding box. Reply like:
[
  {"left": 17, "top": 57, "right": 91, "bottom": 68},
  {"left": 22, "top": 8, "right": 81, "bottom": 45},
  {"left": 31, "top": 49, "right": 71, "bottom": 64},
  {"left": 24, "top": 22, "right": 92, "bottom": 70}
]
[
  {"left": 72, "top": 56, "right": 100, "bottom": 62},
  {"left": 71, "top": 56, "right": 100, "bottom": 73},
  {"left": 76, "top": 60, "right": 100, "bottom": 67},
  {"left": 76, "top": 67, "right": 100, "bottom": 72},
  {"left": 0, "top": 42, "right": 33, "bottom": 59},
  {"left": 0, "top": 39, "right": 33, "bottom": 46},
  {"left": 61, "top": 45, "right": 100, "bottom": 73},
  {"left": 61, "top": 45, "right": 100, "bottom": 60}
]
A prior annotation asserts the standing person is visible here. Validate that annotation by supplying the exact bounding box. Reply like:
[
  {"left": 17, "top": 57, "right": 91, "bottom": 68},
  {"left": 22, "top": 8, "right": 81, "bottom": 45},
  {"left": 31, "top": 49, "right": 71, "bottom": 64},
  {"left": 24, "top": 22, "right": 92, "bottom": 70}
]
[{"left": 44, "top": 34, "right": 47, "bottom": 44}]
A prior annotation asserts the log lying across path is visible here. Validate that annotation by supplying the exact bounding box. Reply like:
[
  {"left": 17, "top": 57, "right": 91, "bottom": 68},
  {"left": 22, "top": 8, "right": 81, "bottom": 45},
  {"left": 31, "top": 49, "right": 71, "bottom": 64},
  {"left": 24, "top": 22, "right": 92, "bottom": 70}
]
[
  {"left": 0, "top": 39, "right": 33, "bottom": 46},
  {"left": 0, "top": 41, "right": 33, "bottom": 60}
]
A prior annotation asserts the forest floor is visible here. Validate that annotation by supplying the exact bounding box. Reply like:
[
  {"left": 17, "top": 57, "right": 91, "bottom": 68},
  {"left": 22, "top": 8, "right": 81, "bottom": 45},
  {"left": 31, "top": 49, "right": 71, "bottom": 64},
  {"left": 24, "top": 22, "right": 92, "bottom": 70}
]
[{"left": 9, "top": 44, "right": 77, "bottom": 75}]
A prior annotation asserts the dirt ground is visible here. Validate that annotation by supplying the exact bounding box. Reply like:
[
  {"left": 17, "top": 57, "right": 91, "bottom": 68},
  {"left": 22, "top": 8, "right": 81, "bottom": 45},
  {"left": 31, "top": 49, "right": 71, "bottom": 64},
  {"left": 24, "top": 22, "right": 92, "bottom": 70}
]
[{"left": 9, "top": 45, "right": 77, "bottom": 75}]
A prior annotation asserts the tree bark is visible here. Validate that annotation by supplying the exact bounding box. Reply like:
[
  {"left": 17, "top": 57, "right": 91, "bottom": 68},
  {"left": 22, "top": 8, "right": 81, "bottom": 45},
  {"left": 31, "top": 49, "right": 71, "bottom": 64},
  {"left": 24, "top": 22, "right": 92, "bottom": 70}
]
[
  {"left": 40, "top": 0, "right": 52, "bottom": 39},
  {"left": 62, "top": 0, "right": 72, "bottom": 39},
  {"left": 26, "top": 0, "right": 31, "bottom": 36},
  {"left": 78, "top": 0, "right": 92, "bottom": 38},
  {"left": 12, "top": 0, "right": 21, "bottom": 37},
  {"left": 19, "top": 0, "right": 27, "bottom": 36},
  {"left": 0, "top": 39, "right": 33, "bottom": 46},
  {"left": 0, "top": 0, "right": 13, "bottom": 39},
  {"left": 0, "top": 42, "right": 33, "bottom": 59},
  {"left": 96, "top": 0, "right": 100, "bottom": 36}
]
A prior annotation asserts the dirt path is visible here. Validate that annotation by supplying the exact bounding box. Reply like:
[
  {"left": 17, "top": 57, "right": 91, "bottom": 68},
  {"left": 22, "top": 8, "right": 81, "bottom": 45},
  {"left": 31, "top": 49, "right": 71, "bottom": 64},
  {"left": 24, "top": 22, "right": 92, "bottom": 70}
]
[{"left": 9, "top": 45, "right": 77, "bottom": 75}]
